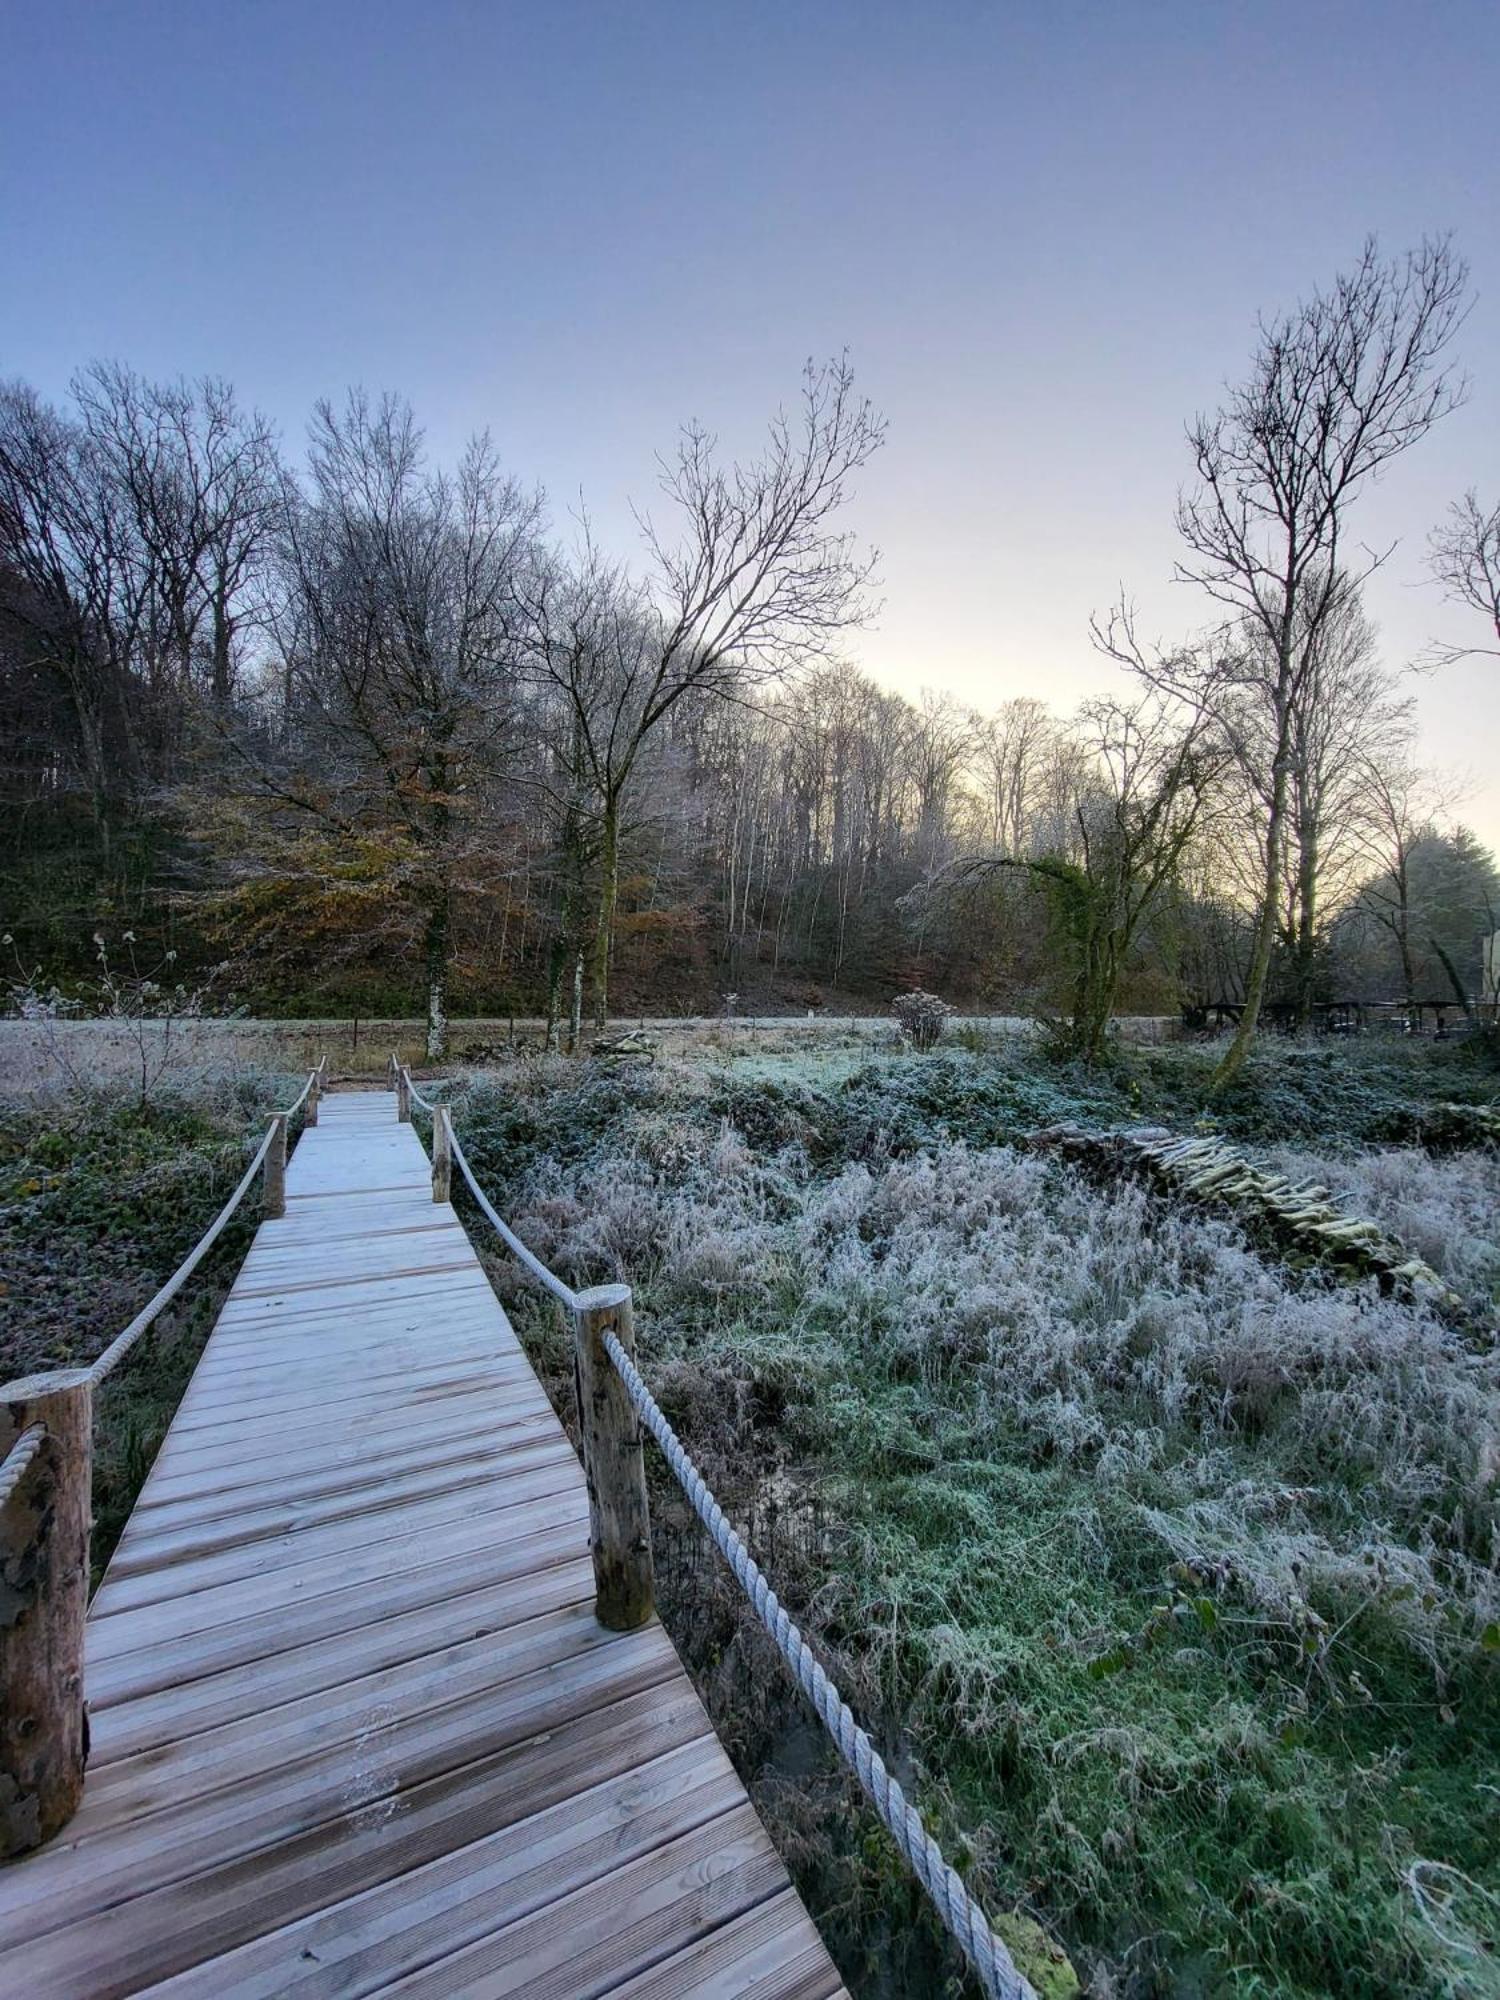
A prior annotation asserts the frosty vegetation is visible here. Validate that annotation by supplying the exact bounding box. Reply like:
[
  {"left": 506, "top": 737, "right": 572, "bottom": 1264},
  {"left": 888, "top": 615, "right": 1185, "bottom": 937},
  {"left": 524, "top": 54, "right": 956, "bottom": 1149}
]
[
  {"left": 0, "top": 1063, "right": 306, "bottom": 1572},
  {"left": 439, "top": 1046, "right": 1499, "bottom": 1998}
]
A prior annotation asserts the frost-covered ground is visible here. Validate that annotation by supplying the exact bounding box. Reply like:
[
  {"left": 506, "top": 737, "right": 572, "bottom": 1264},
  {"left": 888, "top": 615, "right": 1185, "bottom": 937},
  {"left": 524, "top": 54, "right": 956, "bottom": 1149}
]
[
  {"left": 0, "top": 1011, "right": 1174, "bottom": 1091},
  {"left": 444, "top": 1046, "right": 1500, "bottom": 2000},
  {"left": 1260, "top": 1139, "right": 1500, "bottom": 1303},
  {"left": 3, "top": 1037, "right": 1495, "bottom": 1996},
  {"left": 0, "top": 1066, "right": 304, "bottom": 1570}
]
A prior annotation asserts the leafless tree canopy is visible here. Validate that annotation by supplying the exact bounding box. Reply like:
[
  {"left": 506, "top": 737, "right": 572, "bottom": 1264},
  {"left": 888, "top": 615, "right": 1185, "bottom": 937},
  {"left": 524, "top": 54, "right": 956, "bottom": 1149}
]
[
  {"left": 2, "top": 296, "right": 1494, "bottom": 1048},
  {"left": 1427, "top": 488, "right": 1500, "bottom": 663}
]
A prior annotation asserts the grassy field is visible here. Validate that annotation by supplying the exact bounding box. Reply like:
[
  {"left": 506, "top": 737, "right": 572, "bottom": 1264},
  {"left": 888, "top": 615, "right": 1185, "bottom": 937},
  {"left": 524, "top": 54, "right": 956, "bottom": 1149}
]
[
  {"left": 437, "top": 1037, "right": 1500, "bottom": 1999},
  {"left": 2, "top": 1032, "right": 1497, "bottom": 1995},
  {"left": 0, "top": 1009, "right": 1179, "bottom": 1089}
]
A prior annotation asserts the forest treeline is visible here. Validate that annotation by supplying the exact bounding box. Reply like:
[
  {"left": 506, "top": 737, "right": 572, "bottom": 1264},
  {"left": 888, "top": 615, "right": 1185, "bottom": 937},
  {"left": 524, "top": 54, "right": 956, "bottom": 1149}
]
[{"left": 3, "top": 241, "right": 1498, "bottom": 1063}]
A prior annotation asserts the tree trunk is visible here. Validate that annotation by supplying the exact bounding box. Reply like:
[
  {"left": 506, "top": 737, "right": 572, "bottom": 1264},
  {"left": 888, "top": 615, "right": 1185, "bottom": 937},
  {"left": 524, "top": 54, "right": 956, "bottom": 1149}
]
[
  {"left": 1213, "top": 757, "right": 1289, "bottom": 1091},
  {"left": 569, "top": 950, "right": 585, "bottom": 1053},
  {"left": 211, "top": 588, "right": 233, "bottom": 708},
  {"left": 590, "top": 794, "right": 620, "bottom": 1030},
  {"left": 1072, "top": 932, "right": 1121, "bottom": 1064},
  {"left": 1395, "top": 865, "right": 1415, "bottom": 1006},
  {"left": 424, "top": 886, "right": 451, "bottom": 1062},
  {"left": 544, "top": 937, "right": 564, "bottom": 1053},
  {"left": 1293, "top": 827, "right": 1319, "bottom": 1028}
]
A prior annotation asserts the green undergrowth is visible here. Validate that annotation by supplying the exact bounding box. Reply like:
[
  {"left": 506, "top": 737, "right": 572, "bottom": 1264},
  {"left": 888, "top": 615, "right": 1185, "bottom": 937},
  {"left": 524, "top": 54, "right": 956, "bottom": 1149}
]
[
  {"left": 448, "top": 1045, "right": 1500, "bottom": 1999},
  {"left": 446, "top": 1035, "right": 1498, "bottom": 1178},
  {"left": 0, "top": 1070, "right": 304, "bottom": 1570}
]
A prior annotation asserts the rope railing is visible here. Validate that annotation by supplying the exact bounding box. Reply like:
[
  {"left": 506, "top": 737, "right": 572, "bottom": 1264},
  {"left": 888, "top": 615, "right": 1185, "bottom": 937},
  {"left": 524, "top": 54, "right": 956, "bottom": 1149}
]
[
  {"left": 390, "top": 1056, "right": 454, "bottom": 1117},
  {"left": 0, "top": 1056, "right": 325, "bottom": 1857},
  {"left": 406, "top": 1072, "right": 1033, "bottom": 2000},
  {"left": 89, "top": 1121, "right": 277, "bottom": 1386},
  {"left": 0, "top": 1424, "right": 47, "bottom": 1512},
  {"left": 447, "top": 1123, "right": 579, "bottom": 1307},
  {"left": 89, "top": 1059, "right": 325, "bottom": 1387},
  {"left": 406, "top": 1074, "right": 441, "bottom": 1113},
  {"left": 602, "top": 1328, "right": 1033, "bottom": 2000},
  {"left": 280, "top": 1066, "right": 319, "bottom": 1119}
]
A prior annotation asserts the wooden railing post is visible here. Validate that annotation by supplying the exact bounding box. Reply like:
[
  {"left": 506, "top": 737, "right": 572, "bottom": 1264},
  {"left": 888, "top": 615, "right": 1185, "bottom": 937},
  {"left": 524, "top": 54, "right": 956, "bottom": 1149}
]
[
  {"left": 397, "top": 1068, "right": 412, "bottom": 1123},
  {"left": 306, "top": 1061, "right": 321, "bottom": 1128},
  {"left": 263, "top": 1114, "right": 287, "bottom": 1218},
  {"left": 432, "top": 1106, "right": 451, "bottom": 1203},
  {"left": 570, "top": 1284, "right": 654, "bottom": 1631},
  {"left": 1, "top": 1369, "right": 92, "bottom": 1856}
]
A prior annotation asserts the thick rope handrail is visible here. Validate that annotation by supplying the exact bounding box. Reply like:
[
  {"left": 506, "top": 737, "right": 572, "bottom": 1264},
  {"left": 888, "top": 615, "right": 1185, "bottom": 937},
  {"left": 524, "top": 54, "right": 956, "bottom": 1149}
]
[
  {"left": 0, "top": 1423, "right": 47, "bottom": 1510},
  {"left": 600, "top": 1326, "right": 1036, "bottom": 2000},
  {"left": 88, "top": 1121, "right": 280, "bottom": 1387},
  {"left": 281, "top": 1064, "right": 320, "bottom": 1119},
  {"left": 446, "top": 1124, "right": 580, "bottom": 1309},
  {"left": 402, "top": 1068, "right": 441, "bottom": 1113},
  {"left": 87, "top": 1064, "right": 319, "bottom": 1389}
]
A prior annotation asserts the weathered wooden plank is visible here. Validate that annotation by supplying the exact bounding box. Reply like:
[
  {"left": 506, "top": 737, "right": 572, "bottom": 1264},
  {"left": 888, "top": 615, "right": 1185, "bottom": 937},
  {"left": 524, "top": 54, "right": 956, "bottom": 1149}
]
[
  {"left": 5, "top": 1686, "right": 718, "bottom": 1992},
  {"left": 605, "top": 1889, "right": 849, "bottom": 2000},
  {"left": 132, "top": 1740, "right": 744, "bottom": 1999},
  {"left": 86, "top": 1516, "right": 589, "bottom": 1706},
  {"left": 376, "top": 1807, "right": 789, "bottom": 1997},
  {"left": 86, "top": 1485, "right": 593, "bottom": 1654},
  {"left": 92, "top": 1450, "right": 583, "bottom": 1610},
  {"left": 119, "top": 1417, "right": 562, "bottom": 1541},
  {"left": 82, "top": 1602, "right": 650, "bottom": 1832},
  {"left": 88, "top": 1558, "right": 596, "bottom": 1765},
  {"left": 127, "top": 1407, "right": 557, "bottom": 1515},
  {"left": 0, "top": 1639, "right": 687, "bottom": 1943}
]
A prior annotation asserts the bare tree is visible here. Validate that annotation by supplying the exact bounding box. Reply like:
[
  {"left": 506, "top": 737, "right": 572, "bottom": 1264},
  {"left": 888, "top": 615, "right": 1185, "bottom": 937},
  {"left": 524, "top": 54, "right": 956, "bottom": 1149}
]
[
  {"left": 0, "top": 381, "right": 153, "bottom": 848},
  {"left": 1355, "top": 757, "right": 1462, "bottom": 1006},
  {"left": 73, "top": 365, "right": 281, "bottom": 722},
  {"left": 241, "top": 392, "right": 542, "bottom": 1057},
  {"left": 976, "top": 698, "right": 1054, "bottom": 856},
  {"left": 936, "top": 692, "right": 1225, "bottom": 1061},
  {"left": 1143, "top": 237, "right": 1469, "bottom": 1086},
  {"left": 1280, "top": 590, "right": 1411, "bottom": 1019},
  {"left": 1427, "top": 490, "right": 1500, "bottom": 665},
  {"left": 523, "top": 356, "right": 885, "bottom": 1027}
]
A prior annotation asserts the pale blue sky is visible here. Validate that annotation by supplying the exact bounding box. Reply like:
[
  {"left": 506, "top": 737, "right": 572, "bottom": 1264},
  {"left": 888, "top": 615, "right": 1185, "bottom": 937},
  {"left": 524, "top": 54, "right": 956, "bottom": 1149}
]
[{"left": 4, "top": 1, "right": 1497, "bottom": 840}]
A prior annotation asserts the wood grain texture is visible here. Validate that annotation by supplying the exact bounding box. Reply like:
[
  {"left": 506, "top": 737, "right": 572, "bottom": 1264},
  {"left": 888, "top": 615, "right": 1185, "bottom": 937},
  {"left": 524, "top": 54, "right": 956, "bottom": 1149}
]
[
  {"left": 0, "top": 1371, "right": 92, "bottom": 1856},
  {"left": 0, "top": 1091, "right": 841, "bottom": 1998}
]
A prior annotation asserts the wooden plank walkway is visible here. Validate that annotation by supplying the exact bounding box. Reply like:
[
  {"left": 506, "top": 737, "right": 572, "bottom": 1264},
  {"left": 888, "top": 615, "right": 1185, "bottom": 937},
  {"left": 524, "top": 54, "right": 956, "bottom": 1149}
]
[{"left": 0, "top": 1091, "right": 848, "bottom": 1999}]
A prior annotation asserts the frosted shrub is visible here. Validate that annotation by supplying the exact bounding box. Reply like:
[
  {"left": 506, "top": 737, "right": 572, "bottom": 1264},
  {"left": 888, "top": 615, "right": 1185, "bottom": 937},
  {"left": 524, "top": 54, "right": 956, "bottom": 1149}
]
[{"left": 891, "top": 989, "right": 953, "bottom": 1051}]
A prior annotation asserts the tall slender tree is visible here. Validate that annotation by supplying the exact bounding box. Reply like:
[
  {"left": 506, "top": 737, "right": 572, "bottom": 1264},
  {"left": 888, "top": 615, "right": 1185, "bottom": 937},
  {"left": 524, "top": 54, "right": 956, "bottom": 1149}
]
[{"left": 1155, "top": 238, "right": 1468, "bottom": 1085}]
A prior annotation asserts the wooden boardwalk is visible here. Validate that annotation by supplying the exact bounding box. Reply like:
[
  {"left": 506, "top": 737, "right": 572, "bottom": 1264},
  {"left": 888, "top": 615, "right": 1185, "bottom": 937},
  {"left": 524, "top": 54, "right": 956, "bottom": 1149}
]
[{"left": 0, "top": 1092, "right": 847, "bottom": 1999}]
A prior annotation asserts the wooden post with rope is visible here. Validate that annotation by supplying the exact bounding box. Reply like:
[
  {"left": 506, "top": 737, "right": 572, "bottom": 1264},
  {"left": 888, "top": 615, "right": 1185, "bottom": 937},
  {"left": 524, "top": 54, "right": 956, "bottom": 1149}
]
[
  {"left": 0, "top": 1369, "right": 92, "bottom": 1857},
  {"left": 263, "top": 1113, "right": 287, "bottom": 1218},
  {"left": 306, "top": 1058, "right": 322, "bottom": 1127},
  {"left": 397, "top": 1067, "right": 411, "bottom": 1123},
  {"left": 570, "top": 1284, "right": 655, "bottom": 1631}
]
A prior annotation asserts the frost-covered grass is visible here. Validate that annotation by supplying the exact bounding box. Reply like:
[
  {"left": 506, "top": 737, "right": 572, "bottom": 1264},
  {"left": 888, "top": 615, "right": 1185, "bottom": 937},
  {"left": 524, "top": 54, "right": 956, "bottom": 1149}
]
[
  {"left": 0, "top": 1067, "right": 305, "bottom": 1568},
  {"left": 447, "top": 1049, "right": 1500, "bottom": 2000},
  {"left": 1260, "top": 1141, "right": 1500, "bottom": 1308}
]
